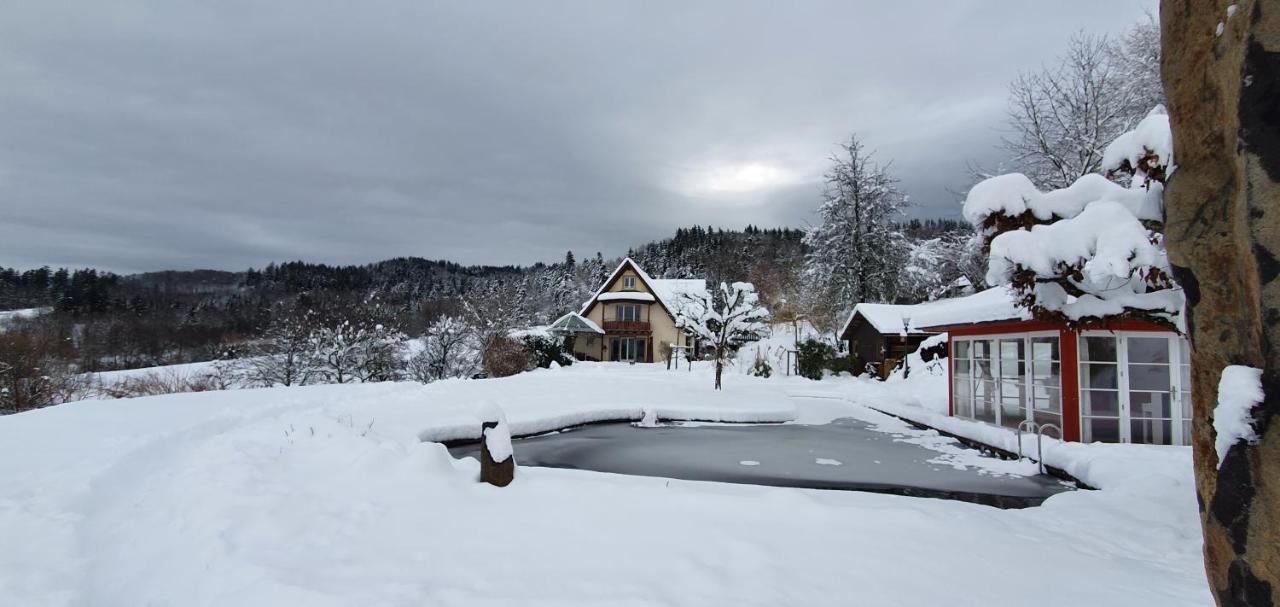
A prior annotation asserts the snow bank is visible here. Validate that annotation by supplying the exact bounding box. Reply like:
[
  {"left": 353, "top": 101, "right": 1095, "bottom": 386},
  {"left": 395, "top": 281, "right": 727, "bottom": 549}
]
[{"left": 1214, "top": 365, "right": 1263, "bottom": 467}]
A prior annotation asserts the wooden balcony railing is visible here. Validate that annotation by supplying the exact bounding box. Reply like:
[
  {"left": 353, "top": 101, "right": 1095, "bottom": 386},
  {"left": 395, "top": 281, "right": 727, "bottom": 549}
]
[{"left": 603, "top": 320, "right": 651, "bottom": 333}]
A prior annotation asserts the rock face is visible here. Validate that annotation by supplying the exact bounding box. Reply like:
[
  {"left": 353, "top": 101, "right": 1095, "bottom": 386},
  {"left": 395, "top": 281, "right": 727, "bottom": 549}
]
[{"left": 1161, "top": 1, "right": 1280, "bottom": 604}]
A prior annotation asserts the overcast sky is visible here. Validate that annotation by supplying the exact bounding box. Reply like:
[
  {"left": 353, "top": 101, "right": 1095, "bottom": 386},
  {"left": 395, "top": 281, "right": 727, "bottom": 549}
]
[{"left": 0, "top": 1, "right": 1156, "bottom": 273}]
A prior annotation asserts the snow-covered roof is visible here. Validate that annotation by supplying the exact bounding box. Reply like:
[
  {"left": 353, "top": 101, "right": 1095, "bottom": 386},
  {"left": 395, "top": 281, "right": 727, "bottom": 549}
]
[
  {"left": 579, "top": 258, "right": 705, "bottom": 319},
  {"left": 547, "top": 312, "right": 604, "bottom": 335},
  {"left": 650, "top": 279, "right": 708, "bottom": 306},
  {"left": 840, "top": 287, "right": 1028, "bottom": 337},
  {"left": 597, "top": 292, "right": 656, "bottom": 302}
]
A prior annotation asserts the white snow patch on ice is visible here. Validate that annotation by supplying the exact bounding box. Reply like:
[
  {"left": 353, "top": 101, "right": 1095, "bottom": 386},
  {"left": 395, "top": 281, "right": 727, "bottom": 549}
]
[
  {"left": 814, "top": 458, "right": 842, "bottom": 466},
  {"left": 739, "top": 460, "right": 761, "bottom": 466}
]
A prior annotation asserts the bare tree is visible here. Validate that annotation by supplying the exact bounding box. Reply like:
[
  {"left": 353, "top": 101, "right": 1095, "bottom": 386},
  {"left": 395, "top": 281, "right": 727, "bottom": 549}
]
[{"left": 1000, "top": 17, "right": 1165, "bottom": 191}]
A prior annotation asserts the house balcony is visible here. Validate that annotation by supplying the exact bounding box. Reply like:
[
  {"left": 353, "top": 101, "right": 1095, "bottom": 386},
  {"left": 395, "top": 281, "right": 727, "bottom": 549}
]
[{"left": 603, "top": 320, "right": 651, "bottom": 333}]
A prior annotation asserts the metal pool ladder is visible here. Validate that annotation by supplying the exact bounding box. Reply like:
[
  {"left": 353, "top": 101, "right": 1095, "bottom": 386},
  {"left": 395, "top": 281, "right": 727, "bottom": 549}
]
[{"left": 1016, "top": 420, "right": 1063, "bottom": 475}]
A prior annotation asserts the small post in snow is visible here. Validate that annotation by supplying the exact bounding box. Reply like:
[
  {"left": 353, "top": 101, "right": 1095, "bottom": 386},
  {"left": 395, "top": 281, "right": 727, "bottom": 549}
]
[{"left": 478, "top": 404, "right": 515, "bottom": 487}]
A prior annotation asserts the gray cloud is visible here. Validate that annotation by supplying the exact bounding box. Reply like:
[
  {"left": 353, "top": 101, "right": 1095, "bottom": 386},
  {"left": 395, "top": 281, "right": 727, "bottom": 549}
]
[{"left": 0, "top": 0, "right": 1156, "bottom": 273}]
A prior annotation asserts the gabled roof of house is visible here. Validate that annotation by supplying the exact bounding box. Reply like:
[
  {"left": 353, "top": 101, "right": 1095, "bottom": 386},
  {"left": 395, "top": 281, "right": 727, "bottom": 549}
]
[
  {"left": 579, "top": 258, "right": 706, "bottom": 320},
  {"left": 840, "top": 286, "right": 1028, "bottom": 338}
]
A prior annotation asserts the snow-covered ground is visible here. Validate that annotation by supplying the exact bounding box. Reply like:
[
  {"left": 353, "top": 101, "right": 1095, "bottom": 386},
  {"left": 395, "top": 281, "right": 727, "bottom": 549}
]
[
  {"left": 0, "top": 362, "right": 1210, "bottom": 606},
  {"left": 0, "top": 306, "right": 51, "bottom": 331}
]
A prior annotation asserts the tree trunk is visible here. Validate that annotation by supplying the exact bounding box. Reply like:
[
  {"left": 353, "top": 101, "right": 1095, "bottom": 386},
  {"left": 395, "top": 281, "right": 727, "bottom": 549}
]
[{"left": 1161, "top": 1, "right": 1280, "bottom": 604}]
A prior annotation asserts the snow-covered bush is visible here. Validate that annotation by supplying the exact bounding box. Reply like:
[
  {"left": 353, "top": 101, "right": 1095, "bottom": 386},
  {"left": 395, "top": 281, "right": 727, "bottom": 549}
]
[{"left": 963, "top": 107, "right": 1181, "bottom": 330}]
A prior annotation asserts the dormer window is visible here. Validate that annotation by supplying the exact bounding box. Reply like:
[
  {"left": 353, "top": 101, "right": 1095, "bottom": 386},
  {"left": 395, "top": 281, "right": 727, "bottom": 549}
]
[{"left": 622, "top": 276, "right": 636, "bottom": 290}]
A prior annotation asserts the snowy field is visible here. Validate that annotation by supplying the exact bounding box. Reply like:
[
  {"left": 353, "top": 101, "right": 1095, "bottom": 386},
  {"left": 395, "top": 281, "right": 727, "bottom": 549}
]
[{"left": 0, "top": 362, "right": 1211, "bottom": 606}]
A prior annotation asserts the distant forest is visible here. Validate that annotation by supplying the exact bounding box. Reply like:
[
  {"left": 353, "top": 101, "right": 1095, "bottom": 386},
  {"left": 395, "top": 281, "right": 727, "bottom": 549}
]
[{"left": 0, "top": 218, "right": 973, "bottom": 411}]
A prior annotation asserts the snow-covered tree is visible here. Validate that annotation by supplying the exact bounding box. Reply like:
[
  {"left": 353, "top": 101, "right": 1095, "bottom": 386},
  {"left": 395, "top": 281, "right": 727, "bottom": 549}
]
[
  {"left": 677, "top": 282, "right": 770, "bottom": 390},
  {"left": 309, "top": 320, "right": 406, "bottom": 384},
  {"left": 241, "top": 307, "right": 318, "bottom": 387},
  {"left": 965, "top": 106, "right": 1179, "bottom": 329},
  {"left": 1001, "top": 22, "right": 1164, "bottom": 190},
  {"left": 803, "top": 134, "right": 909, "bottom": 311},
  {"left": 406, "top": 315, "right": 480, "bottom": 383}
]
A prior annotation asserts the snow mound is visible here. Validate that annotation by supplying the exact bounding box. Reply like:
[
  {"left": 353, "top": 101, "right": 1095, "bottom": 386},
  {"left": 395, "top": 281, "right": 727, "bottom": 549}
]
[{"left": 1214, "top": 365, "right": 1263, "bottom": 467}]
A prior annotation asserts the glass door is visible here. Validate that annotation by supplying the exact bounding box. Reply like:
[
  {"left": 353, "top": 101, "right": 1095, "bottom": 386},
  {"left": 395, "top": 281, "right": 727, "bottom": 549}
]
[{"left": 1078, "top": 333, "right": 1189, "bottom": 445}]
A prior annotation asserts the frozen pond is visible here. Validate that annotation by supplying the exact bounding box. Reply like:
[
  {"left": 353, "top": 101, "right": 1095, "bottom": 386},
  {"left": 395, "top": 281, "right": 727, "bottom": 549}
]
[{"left": 450, "top": 418, "right": 1076, "bottom": 508}]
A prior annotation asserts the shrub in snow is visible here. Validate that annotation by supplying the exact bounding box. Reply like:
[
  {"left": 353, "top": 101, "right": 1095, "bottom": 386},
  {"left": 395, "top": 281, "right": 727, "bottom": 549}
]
[
  {"left": 963, "top": 106, "right": 1181, "bottom": 330},
  {"left": 796, "top": 339, "right": 836, "bottom": 381},
  {"left": 518, "top": 335, "right": 574, "bottom": 369},
  {"left": 482, "top": 335, "right": 531, "bottom": 379},
  {"left": 1214, "top": 366, "right": 1264, "bottom": 468},
  {"left": 750, "top": 352, "right": 772, "bottom": 378},
  {"left": 677, "top": 281, "right": 770, "bottom": 390}
]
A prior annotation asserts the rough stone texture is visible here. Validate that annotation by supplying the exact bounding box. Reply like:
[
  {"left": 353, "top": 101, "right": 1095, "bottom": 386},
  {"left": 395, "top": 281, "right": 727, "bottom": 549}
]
[
  {"left": 1162, "top": 1, "right": 1280, "bottom": 604},
  {"left": 479, "top": 421, "right": 515, "bottom": 487}
]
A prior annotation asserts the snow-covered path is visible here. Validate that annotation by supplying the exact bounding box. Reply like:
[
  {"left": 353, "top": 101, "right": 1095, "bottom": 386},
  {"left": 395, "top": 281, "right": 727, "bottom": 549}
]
[{"left": 0, "top": 364, "right": 1211, "bottom": 606}]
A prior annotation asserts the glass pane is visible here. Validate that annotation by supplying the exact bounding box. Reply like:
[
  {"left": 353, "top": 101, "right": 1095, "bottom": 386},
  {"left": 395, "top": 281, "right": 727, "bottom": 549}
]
[
  {"left": 1131, "top": 418, "right": 1173, "bottom": 445},
  {"left": 1083, "top": 417, "right": 1121, "bottom": 443},
  {"left": 1127, "top": 336, "right": 1170, "bottom": 364},
  {"left": 999, "top": 358, "right": 1024, "bottom": 381},
  {"left": 1081, "top": 363, "right": 1118, "bottom": 390},
  {"left": 973, "top": 380, "right": 997, "bottom": 423},
  {"left": 954, "top": 359, "right": 971, "bottom": 378},
  {"left": 999, "top": 380, "right": 1025, "bottom": 428},
  {"left": 974, "top": 359, "right": 996, "bottom": 381},
  {"left": 999, "top": 339, "right": 1024, "bottom": 360},
  {"left": 1129, "top": 391, "right": 1172, "bottom": 419},
  {"left": 1030, "top": 337, "right": 1059, "bottom": 361},
  {"left": 1180, "top": 365, "right": 1192, "bottom": 397},
  {"left": 1182, "top": 420, "right": 1192, "bottom": 446},
  {"left": 953, "top": 379, "right": 973, "bottom": 418},
  {"left": 953, "top": 340, "right": 970, "bottom": 360},
  {"left": 1080, "top": 336, "right": 1118, "bottom": 362},
  {"left": 1031, "top": 362, "right": 1060, "bottom": 388},
  {"left": 1129, "top": 364, "right": 1171, "bottom": 391},
  {"left": 1033, "top": 409, "right": 1062, "bottom": 429},
  {"left": 972, "top": 340, "right": 992, "bottom": 360},
  {"left": 1178, "top": 338, "right": 1190, "bottom": 362},
  {"left": 1082, "top": 390, "right": 1120, "bottom": 416},
  {"left": 1031, "top": 387, "right": 1061, "bottom": 414}
]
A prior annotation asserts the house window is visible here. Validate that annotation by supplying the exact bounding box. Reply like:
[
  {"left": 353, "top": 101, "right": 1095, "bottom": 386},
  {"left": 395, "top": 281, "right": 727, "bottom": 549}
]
[
  {"left": 616, "top": 304, "right": 642, "bottom": 322},
  {"left": 622, "top": 276, "right": 636, "bottom": 290}
]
